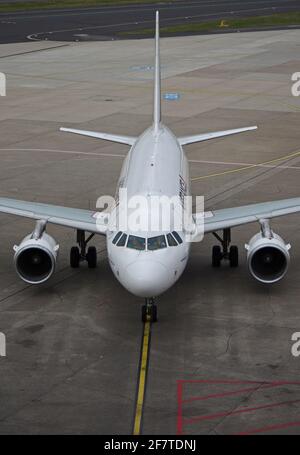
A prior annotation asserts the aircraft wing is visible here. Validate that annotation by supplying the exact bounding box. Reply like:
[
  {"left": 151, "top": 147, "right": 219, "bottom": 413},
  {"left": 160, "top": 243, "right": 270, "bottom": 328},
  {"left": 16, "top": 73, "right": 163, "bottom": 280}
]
[
  {"left": 0, "top": 197, "right": 109, "bottom": 235},
  {"left": 60, "top": 127, "right": 136, "bottom": 146},
  {"left": 178, "top": 126, "right": 257, "bottom": 146},
  {"left": 193, "top": 198, "right": 300, "bottom": 235}
]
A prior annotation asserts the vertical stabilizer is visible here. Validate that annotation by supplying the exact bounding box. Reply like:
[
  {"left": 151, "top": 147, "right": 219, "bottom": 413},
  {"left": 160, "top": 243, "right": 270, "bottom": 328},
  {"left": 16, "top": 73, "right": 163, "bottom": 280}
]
[{"left": 153, "top": 11, "right": 161, "bottom": 134}]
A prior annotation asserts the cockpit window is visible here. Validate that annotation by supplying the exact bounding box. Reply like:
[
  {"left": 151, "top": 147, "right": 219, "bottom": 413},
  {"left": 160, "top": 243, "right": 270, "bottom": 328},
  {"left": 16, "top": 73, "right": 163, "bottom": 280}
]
[
  {"left": 114, "top": 232, "right": 181, "bottom": 250},
  {"left": 127, "top": 235, "right": 146, "bottom": 251},
  {"left": 112, "top": 231, "right": 122, "bottom": 245},
  {"left": 117, "top": 233, "right": 127, "bottom": 247},
  {"left": 167, "top": 233, "right": 178, "bottom": 247},
  {"left": 172, "top": 231, "right": 183, "bottom": 244},
  {"left": 147, "top": 235, "right": 167, "bottom": 251}
]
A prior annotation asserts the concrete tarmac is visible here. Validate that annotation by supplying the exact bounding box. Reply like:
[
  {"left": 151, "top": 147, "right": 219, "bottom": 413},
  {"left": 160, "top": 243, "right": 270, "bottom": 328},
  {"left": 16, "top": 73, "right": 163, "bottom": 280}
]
[{"left": 0, "top": 29, "right": 300, "bottom": 434}]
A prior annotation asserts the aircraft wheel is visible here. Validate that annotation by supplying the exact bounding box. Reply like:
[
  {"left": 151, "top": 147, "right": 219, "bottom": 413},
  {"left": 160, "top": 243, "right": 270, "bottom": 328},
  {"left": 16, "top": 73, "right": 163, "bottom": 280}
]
[
  {"left": 141, "top": 304, "right": 157, "bottom": 323},
  {"left": 212, "top": 245, "right": 222, "bottom": 267},
  {"left": 70, "top": 246, "right": 80, "bottom": 268},
  {"left": 87, "top": 246, "right": 97, "bottom": 268},
  {"left": 229, "top": 245, "right": 239, "bottom": 268}
]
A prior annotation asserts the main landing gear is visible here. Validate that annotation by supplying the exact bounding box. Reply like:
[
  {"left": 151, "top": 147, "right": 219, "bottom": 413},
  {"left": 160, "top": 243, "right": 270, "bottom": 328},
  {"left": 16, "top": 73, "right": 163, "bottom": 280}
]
[
  {"left": 141, "top": 298, "right": 157, "bottom": 323},
  {"left": 70, "top": 229, "right": 97, "bottom": 269},
  {"left": 212, "top": 228, "right": 239, "bottom": 268}
]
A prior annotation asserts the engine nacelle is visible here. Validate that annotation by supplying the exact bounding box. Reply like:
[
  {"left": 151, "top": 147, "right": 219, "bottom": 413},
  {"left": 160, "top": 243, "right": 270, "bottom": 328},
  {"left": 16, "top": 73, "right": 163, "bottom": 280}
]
[
  {"left": 245, "top": 232, "right": 290, "bottom": 284},
  {"left": 13, "top": 232, "right": 59, "bottom": 284}
]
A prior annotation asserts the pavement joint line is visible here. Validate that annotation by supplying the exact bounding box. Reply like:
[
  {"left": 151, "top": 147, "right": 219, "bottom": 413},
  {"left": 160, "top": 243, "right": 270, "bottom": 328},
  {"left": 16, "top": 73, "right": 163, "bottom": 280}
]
[
  {"left": 0, "top": 43, "right": 70, "bottom": 59},
  {"left": 133, "top": 317, "right": 152, "bottom": 435}
]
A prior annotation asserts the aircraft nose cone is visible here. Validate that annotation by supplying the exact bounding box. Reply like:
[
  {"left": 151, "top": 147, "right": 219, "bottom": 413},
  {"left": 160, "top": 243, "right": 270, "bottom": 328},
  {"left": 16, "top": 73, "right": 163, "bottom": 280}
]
[{"left": 124, "top": 260, "right": 171, "bottom": 297}]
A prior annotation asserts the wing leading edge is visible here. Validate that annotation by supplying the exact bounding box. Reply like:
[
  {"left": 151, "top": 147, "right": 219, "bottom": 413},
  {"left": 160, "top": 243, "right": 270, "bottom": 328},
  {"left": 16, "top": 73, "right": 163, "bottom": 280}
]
[
  {"left": 0, "top": 198, "right": 109, "bottom": 235},
  {"left": 193, "top": 198, "right": 300, "bottom": 235}
]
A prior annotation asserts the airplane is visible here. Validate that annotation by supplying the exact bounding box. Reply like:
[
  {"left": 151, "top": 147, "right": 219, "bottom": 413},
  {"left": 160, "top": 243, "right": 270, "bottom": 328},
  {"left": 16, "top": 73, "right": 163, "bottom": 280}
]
[{"left": 0, "top": 11, "right": 300, "bottom": 323}]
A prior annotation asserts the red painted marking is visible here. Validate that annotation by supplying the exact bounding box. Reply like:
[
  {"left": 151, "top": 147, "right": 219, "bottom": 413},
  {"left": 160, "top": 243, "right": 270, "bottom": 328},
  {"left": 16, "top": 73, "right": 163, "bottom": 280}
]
[
  {"left": 182, "top": 382, "right": 290, "bottom": 404},
  {"left": 237, "top": 421, "right": 300, "bottom": 435},
  {"left": 184, "top": 399, "right": 300, "bottom": 425},
  {"left": 177, "top": 380, "right": 183, "bottom": 435},
  {"left": 177, "top": 379, "right": 300, "bottom": 435}
]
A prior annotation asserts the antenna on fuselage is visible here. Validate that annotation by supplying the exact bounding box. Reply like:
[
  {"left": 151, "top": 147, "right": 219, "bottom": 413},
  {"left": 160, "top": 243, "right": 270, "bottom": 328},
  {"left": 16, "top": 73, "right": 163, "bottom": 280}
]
[{"left": 153, "top": 11, "right": 161, "bottom": 135}]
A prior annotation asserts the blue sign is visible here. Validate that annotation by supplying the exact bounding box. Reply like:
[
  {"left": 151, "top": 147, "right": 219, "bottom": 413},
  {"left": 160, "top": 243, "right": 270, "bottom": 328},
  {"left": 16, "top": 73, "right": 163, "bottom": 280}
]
[
  {"left": 130, "top": 65, "right": 154, "bottom": 72},
  {"left": 163, "top": 93, "right": 180, "bottom": 101}
]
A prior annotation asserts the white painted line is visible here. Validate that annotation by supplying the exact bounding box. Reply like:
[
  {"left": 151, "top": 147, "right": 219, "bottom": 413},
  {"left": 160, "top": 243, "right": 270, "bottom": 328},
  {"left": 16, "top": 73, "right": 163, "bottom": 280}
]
[
  {"left": 27, "top": 4, "right": 287, "bottom": 41},
  {"left": 1, "top": 149, "right": 299, "bottom": 171},
  {"left": 0, "top": 148, "right": 125, "bottom": 158},
  {"left": 189, "top": 158, "right": 300, "bottom": 171}
]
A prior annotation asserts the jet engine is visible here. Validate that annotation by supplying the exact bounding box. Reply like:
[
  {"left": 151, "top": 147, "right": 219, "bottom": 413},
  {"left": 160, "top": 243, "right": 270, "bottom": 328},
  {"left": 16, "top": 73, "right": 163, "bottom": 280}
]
[
  {"left": 13, "top": 222, "right": 59, "bottom": 284},
  {"left": 245, "top": 220, "right": 290, "bottom": 284}
]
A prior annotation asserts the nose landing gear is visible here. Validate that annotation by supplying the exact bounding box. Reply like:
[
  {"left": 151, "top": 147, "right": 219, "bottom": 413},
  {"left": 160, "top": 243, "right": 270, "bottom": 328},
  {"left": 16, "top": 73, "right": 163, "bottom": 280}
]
[
  {"left": 141, "top": 298, "right": 157, "bottom": 323},
  {"left": 70, "top": 229, "right": 97, "bottom": 268}
]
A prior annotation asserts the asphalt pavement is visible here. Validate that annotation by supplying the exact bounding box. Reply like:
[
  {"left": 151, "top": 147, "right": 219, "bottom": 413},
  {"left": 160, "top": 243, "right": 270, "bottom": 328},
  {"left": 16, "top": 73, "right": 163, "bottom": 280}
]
[{"left": 0, "top": 0, "right": 299, "bottom": 43}]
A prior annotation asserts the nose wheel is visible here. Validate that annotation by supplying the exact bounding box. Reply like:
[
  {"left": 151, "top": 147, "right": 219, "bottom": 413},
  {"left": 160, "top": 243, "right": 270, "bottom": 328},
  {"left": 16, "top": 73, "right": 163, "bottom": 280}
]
[
  {"left": 70, "top": 230, "right": 97, "bottom": 268},
  {"left": 212, "top": 228, "right": 239, "bottom": 268},
  {"left": 142, "top": 298, "right": 157, "bottom": 323}
]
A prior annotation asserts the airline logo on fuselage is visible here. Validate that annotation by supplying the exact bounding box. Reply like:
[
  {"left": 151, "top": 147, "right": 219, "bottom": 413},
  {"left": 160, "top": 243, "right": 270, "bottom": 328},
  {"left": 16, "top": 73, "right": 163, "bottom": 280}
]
[{"left": 179, "top": 175, "right": 187, "bottom": 207}]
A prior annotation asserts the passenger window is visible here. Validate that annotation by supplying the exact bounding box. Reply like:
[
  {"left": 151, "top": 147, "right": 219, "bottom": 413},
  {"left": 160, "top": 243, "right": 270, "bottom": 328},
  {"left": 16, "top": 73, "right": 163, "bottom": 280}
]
[
  {"left": 117, "top": 233, "right": 127, "bottom": 247},
  {"left": 112, "top": 231, "right": 122, "bottom": 245},
  {"left": 172, "top": 231, "right": 183, "bottom": 244},
  {"left": 167, "top": 233, "right": 178, "bottom": 247},
  {"left": 148, "top": 235, "right": 167, "bottom": 251},
  {"left": 127, "top": 235, "right": 146, "bottom": 251}
]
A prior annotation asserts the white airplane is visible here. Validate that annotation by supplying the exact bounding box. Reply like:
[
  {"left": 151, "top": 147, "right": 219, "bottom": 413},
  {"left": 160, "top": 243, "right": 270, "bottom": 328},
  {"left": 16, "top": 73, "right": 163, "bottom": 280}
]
[{"left": 1, "top": 11, "right": 300, "bottom": 322}]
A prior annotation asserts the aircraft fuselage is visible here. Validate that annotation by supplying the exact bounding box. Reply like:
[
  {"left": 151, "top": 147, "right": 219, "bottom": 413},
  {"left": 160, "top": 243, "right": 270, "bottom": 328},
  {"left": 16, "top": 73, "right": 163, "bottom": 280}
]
[{"left": 107, "top": 125, "right": 191, "bottom": 297}]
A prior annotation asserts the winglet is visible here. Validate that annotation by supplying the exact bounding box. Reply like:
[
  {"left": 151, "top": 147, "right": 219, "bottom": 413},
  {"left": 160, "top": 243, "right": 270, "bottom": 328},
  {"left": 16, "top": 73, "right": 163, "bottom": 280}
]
[{"left": 153, "top": 11, "right": 161, "bottom": 135}]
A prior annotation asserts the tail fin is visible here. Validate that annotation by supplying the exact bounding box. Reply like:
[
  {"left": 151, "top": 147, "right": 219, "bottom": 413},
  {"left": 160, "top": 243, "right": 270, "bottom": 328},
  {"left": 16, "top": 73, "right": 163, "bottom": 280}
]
[{"left": 153, "top": 11, "right": 161, "bottom": 134}]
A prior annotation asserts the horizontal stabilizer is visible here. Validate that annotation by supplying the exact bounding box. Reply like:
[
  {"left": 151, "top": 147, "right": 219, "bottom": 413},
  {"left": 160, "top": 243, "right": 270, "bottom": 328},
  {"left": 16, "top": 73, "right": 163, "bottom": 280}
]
[
  {"left": 60, "top": 127, "right": 136, "bottom": 146},
  {"left": 178, "top": 126, "right": 257, "bottom": 146}
]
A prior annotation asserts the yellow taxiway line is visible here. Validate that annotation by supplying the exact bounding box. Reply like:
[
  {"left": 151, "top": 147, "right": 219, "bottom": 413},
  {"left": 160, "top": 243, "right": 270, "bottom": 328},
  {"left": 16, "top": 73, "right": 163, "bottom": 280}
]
[
  {"left": 191, "top": 148, "right": 300, "bottom": 181},
  {"left": 133, "top": 317, "right": 152, "bottom": 435}
]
